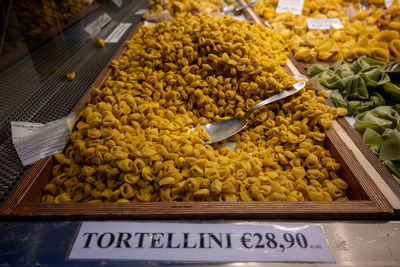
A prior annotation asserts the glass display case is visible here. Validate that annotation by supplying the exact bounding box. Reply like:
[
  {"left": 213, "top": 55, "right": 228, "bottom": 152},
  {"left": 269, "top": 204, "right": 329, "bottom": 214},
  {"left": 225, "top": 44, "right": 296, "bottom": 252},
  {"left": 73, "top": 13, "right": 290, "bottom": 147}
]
[{"left": 0, "top": 0, "right": 400, "bottom": 265}]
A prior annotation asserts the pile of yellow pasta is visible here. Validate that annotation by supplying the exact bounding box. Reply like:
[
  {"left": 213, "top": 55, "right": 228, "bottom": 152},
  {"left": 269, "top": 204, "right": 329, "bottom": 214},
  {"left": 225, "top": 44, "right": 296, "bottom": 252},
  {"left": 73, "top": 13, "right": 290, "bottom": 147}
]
[
  {"left": 253, "top": 0, "right": 400, "bottom": 62},
  {"left": 42, "top": 15, "right": 349, "bottom": 204}
]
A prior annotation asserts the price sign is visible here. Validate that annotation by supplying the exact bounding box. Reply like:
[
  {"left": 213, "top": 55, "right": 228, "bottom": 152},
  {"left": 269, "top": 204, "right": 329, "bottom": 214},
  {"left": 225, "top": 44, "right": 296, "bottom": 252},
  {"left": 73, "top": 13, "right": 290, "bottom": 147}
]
[
  {"left": 306, "top": 18, "right": 343, "bottom": 30},
  {"left": 105, "top": 23, "right": 131, "bottom": 43},
  {"left": 11, "top": 113, "right": 75, "bottom": 166},
  {"left": 276, "top": 0, "right": 304, "bottom": 15},
  {"left": 69, "top": 222, "right": 334, "bottom": 262},
  {"left": 84, "top": 13, "right": 112, "bottom": 36}
]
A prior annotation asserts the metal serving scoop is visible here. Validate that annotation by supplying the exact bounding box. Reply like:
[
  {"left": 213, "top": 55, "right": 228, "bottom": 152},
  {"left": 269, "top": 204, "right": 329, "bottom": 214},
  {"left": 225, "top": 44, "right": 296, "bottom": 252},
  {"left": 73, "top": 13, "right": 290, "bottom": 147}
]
[{"left": 199, "top": 81, "right": 306, "bottom": 145}]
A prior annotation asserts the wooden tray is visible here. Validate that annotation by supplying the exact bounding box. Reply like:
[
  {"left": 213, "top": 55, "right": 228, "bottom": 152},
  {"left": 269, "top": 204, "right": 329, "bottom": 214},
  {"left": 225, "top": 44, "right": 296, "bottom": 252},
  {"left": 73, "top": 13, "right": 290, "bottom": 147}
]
[
  {"left": 291, "top": 55, "right": 400, "bottom": 216},
  {"left": 0, "top": 21, "right": 395, "bottom": 220}
]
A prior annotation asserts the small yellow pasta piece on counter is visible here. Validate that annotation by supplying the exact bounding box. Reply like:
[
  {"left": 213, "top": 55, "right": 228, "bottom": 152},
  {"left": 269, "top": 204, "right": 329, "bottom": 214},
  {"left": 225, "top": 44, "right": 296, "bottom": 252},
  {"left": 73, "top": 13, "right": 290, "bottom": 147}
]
[
  {"left": 66, "top": 72, "right": 76, "bottom": 81},
  {"left": 97, "top": 38, "right": 105, "bottom": 48}
]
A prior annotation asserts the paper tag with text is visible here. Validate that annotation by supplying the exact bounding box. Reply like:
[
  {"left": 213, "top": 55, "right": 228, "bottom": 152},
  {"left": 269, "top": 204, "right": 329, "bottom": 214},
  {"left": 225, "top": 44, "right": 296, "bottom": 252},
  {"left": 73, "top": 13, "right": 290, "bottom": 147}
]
[
  {"left": 105, "top": 23, "right": 131, "bottom": 43},
  {"left": 11, "top": 113, "right": 75, "bottom": 166},
  {"left": 69, "top": 222, "right": 334, "bottom": 263},
  {"left": 276, "top": 0, "right": 304, "bottom": 15},
  {"left": 306, "top": 18, "right": 343, "bottom": 30},
  {"left": 84, "top": 13, "right": 112, "bottom": 36}
]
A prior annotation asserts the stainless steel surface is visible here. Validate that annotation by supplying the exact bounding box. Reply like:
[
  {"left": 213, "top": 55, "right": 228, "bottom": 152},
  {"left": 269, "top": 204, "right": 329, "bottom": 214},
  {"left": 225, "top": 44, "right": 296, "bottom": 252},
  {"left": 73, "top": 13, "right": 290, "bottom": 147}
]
[{"left": 202, "top": 81, "right": 306, "bottom": 145}]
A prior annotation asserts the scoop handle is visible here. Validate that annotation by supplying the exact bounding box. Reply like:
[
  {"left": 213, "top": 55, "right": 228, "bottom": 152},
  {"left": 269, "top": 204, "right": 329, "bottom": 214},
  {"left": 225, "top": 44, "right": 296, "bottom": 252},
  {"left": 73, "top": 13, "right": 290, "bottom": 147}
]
[
  {"left": 243, "top": 81, "right": 306, "bottom": 121},
  {"left": 234, "top": 0, "right": 257, "bottom": 11}
]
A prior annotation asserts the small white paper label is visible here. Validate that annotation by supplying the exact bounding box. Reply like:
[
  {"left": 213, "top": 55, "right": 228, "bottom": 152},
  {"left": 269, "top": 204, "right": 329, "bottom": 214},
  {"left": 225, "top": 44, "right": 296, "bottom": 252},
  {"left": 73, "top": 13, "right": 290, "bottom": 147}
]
[
  {"left": 135, "top": 9, "right": 148, "bottom": 15},
  {"left": 345, "top": 116, "right": 356, "bottom": 127},
  {"left": 105, "top": 23, "right": 131, "bottom": 43},
  {"left": 69, "top": 222, "right": 334, "bottom": 263},
  {"left": 276, "top": 0, "right": 304, "bottom": 15},
  {"left": 144, "top": 21, "right": 156, "bottom": 27},
  {"left": 112, "top": 0, "right": 123, "bottom": 8},
  {"left": 306, "top": 18, "right": 343, "bottom": 30},
  {"left": 86, "top": 0, "right": 94, "bottom": 4},
  {"left": 84, "top": 13, "right": 112, "bottom": 36},
  {"left": 11, "top": 113, "right": 75, "bottom": 166},
  {"left": 385, "top": 0, "right": 394, "bottom": 8}
]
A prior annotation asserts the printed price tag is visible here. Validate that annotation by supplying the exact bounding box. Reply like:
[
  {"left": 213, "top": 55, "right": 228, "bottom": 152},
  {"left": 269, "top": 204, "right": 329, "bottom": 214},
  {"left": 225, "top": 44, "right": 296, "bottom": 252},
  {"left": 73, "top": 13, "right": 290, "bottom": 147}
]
[
  {"left": 385, "top": 0, "right": 394, "bottom": 8},
  {"left": 276, "top": 0, "right": 304, "bottom": 15},
  {"left": 84, "top": 13, "right": 112, "bottom": 36},
  {"left": 306, "top": 18, "right": 343, "bottom": 30},
  {"left": 69, "top": 222, "right": 334, "bottom": 263},
  {"left": 105, "top": 23, "right": 131, "bottom": 43},
  {"left": 11, "top": 113, "right": 75, "bottom": 166},
  {"left": 135, "top": 9, "right": 148, "bottom": 15},
  {"left": 112, "top": 0, "right": 123, "bottom": 8}
]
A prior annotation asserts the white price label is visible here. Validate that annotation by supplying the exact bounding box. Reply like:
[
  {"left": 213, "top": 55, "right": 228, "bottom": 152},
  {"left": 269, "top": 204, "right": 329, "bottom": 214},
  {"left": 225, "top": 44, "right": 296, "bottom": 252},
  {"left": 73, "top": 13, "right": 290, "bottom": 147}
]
[
  {"left": 135, "top": 9, "right": 148, "bottom": 15},
  {"left": 385, "top": 0, "right": 394, "bottom": 8},
  {"left": 69, "top": 222, "right": 334, "bottom": 263},
  {"left": 306, "top": 18, "right": 343, "bottom": 30},
  {"left": 112, "top": 0, "right": 123, "bottom": 8},
  {"left": 11, "top": 113, "right": 75, "bottom": 166},
  {"left": 144, "top": 21, "right": 155, "bottom": 27},
  {"left": 84, "top": 13, "right": 112, "bottom": 36},
  {"left": 105, "top": 23, "right": 131, "bottom": 43},
  {"left": 276, "top": 0, "right": 304, "bottom": 15}
]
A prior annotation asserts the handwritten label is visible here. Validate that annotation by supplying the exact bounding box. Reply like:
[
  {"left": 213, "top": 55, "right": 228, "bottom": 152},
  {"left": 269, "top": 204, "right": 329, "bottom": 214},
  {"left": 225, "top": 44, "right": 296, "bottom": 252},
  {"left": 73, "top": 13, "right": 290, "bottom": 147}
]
[
  {"left": 69, "top": 222, "right": 334, "bottom": 263},
  {"left": 112, "top": 0, "right": 123, "bottom": 8},
  {"left": 84, "top": 13, "right": 112, "bottom": 36},
  {"left": 105, "top": 23, "right": 131, "bottom": 43},
  {"left": 276, "top": 0, "right": 304, "bottom": 15},
  {"left": 11, "top": 113, "right": 75, "bottom": 166},
  {"left": 306, "top": 18, "right": 343, "bottom": 30}
]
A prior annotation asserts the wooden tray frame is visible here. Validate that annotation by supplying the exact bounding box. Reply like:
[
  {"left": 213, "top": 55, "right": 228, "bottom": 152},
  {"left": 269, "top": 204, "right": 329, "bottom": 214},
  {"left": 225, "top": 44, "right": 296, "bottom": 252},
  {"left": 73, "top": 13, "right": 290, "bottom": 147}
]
[{"left": 0, "top": 20, "right": 395, "bottom": 220}]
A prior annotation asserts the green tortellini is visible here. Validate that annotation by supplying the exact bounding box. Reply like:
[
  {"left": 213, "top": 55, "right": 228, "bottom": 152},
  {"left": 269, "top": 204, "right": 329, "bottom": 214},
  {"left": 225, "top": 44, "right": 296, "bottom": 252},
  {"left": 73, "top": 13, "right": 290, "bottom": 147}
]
[{"left": 308, "top": 56, "right": 396, "bottom": 116}]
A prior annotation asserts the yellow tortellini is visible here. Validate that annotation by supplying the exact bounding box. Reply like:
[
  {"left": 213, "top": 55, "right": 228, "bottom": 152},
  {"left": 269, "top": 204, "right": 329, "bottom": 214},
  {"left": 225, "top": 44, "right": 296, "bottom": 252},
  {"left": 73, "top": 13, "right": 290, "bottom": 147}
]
[
  {"left": 254, "top": 0, "right": 400, "bottom": 62},
  {"left": 42, "top": 14, "right": 348, "bottom": 204}
]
